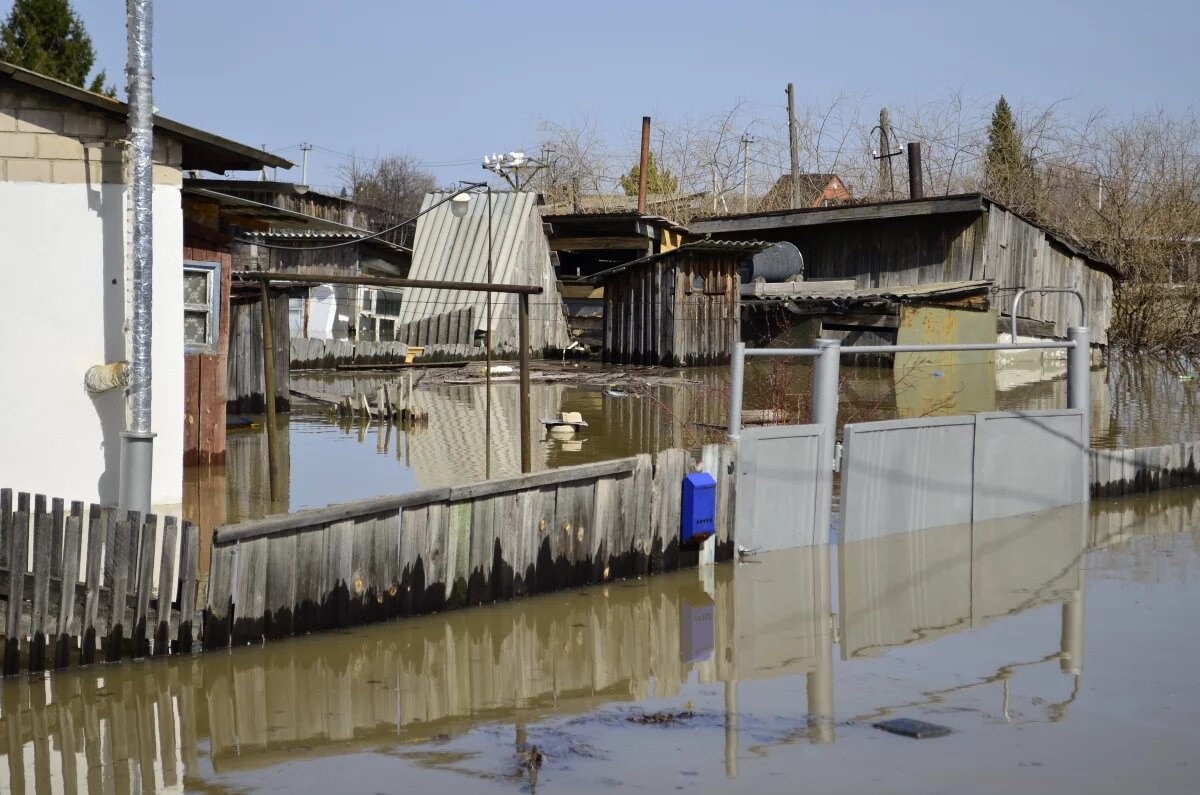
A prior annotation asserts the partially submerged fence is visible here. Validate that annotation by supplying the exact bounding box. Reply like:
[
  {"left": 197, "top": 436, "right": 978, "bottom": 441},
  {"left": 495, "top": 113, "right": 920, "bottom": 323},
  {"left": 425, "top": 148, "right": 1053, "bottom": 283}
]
[
  {"left": 0, "top": 488, "right": 200, "bottom": 675},
  {"left": 205, "top": 444, "right": 736, "bottom": 647},
  {"left": 1089, "top": 440, "right": 1200, "bottom": 498}
]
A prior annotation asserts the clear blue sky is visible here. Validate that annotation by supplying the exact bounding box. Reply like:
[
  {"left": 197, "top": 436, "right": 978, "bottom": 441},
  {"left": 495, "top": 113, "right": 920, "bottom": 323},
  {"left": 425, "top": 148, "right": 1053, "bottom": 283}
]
[{"left": 14, "top": 0, "right": 1199, "bottom": 189}]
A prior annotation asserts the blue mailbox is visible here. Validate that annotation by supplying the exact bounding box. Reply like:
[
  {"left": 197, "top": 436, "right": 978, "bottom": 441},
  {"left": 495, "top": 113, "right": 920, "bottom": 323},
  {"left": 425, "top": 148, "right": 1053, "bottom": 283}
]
[{"left": 680, "top": 471, "right": 717, "bottom": 544}]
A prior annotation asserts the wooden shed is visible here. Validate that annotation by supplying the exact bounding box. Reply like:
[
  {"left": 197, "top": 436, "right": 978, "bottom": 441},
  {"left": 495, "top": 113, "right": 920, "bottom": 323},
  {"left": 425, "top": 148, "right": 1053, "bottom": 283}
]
[
  {"left": 692, "top": 194, "right": 1121, "bottom": 345},
  {"left": 588, "top": 240, "right": 768, "bottom": 366}
]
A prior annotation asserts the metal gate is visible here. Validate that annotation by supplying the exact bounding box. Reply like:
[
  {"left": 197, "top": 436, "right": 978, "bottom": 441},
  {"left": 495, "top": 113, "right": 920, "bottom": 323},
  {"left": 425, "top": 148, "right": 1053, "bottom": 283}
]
[
  {"left": 840, "top": 409, "right": 1087, "bottom": 543},
  {"left": 735, "top": 424, "right": 832, "bottom": 551}
]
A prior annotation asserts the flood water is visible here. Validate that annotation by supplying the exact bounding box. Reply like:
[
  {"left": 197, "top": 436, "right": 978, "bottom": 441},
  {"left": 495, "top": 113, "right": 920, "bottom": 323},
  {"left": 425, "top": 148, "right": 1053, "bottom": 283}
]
[
  {"left": 3, "top": 489, "right": 1198, "bottom": 793},
  {"left": 185, "top": 352, "right": 1200, "bottom": 532}
]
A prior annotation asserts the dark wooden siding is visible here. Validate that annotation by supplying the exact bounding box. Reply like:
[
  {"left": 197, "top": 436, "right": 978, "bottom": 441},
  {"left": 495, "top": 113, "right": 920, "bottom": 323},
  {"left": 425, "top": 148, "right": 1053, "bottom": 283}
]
[
  {"left": 602, "top": 253, "right": 739, "bottom": 367},
  {"left": 226, "top": 288, "right": 291, "bottom": 414},
  {"left": 712, "top": 207, "right": 1113, "bottom": 343}
]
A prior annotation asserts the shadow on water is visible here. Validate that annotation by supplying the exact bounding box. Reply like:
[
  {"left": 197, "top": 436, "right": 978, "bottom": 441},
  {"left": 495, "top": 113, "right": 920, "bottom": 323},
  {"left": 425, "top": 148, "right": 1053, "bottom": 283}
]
[{"left": 2, "top": 488, "right": 1199, "bottom": 791}]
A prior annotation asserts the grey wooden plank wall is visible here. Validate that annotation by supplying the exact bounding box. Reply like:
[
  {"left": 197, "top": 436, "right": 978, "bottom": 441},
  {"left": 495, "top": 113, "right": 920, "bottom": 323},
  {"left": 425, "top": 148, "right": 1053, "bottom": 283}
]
[
  {"left": 204, "top": 444, "right": 737, "bottom": 648},
  {"left": 227, "top": 292, "right": 291, "bottom": 413},
  {"left": 1089, "top": 441, "right": 1200, "bottom": 498},
  {"left": 0, "top": 488, "right": 200, "bottom": 676}
]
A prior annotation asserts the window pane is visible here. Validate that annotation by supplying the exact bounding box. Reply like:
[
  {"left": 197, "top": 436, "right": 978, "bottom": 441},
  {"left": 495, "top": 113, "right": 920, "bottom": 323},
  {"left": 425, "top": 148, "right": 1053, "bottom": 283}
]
[
  {"left": 378, "top": 318, "right": 395, "bottom": 339},
  {"left": 184, "top": 271, "right": 210, "bottom": 306},
  {"left": 184, "top": 311, "right": 208, "bottom": 345}
]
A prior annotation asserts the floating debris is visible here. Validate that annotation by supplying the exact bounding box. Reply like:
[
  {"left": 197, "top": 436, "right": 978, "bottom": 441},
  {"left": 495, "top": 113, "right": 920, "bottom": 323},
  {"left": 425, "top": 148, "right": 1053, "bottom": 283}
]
[
  {"left": 627, "top": 702, "right": 695, "bottom": 725},
  {"left": 873, "top": 717, "right": 952, "bottom": 739}
]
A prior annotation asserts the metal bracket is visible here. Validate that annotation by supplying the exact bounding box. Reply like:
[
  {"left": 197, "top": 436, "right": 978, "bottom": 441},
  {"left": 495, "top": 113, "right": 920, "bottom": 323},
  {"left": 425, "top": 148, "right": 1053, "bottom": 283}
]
[{"left": 1010, "top": 287, "right": 1086, "bottom": 341}]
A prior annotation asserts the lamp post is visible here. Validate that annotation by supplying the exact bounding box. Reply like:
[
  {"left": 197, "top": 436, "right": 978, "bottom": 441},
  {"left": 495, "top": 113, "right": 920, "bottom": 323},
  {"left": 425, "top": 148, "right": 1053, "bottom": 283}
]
[{"left": 451, "top": 183, "right": 496, "bottom": 479}]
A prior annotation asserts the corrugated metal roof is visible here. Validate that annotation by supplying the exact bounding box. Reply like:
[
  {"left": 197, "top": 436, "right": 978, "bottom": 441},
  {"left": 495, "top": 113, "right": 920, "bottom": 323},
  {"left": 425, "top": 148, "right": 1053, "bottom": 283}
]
[
  {"left": 582, "top": 239, "right": 773, "bottom": 283},
  {"left": 397, "top": 191, "right": 571, "bottom": 350},
  {"left": 184, "top": 187, "right": 412, "bottom": 254},
  {"left": 747, "top": 279, "right": 992, "bottom": 304}
]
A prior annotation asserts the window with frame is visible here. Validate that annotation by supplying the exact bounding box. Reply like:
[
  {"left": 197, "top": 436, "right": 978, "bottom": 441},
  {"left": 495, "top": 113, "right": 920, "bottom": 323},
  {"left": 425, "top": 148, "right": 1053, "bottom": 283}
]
[{"left": 183, "top": 261, "right": 221, "bottom": 354}]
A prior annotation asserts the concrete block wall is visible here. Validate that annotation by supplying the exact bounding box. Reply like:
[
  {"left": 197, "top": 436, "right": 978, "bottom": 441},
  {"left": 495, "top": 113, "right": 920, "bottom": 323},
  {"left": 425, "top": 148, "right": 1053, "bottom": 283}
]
[{"left": 0, "top": 87, "right": 183, "bottom": 185}]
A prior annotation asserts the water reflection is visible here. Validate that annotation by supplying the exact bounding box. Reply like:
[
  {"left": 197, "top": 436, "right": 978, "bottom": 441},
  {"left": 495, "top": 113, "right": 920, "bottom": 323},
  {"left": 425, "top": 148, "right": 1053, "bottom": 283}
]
[{"left": 3, "top": 490, "right": 1198, "bottom": 791}]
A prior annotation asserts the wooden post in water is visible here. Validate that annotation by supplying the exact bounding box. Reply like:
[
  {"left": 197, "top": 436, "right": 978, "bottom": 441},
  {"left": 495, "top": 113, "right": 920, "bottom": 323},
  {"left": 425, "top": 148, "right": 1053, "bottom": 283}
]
[
  {"left": 519, "top": 293, "right": 532, "bottom": 473},
  {"left": 259, "top": 280, "right": 281, "bottom": 502}
]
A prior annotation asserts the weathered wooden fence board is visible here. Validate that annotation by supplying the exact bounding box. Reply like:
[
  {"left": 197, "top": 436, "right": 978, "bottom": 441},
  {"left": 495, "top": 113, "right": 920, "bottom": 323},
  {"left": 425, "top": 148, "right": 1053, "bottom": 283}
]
[
  {"left": 0, "top": 488, "right": 200, "bottom": 676},
  {"left": 1089, "top": 440, "right": 1200, "bottom": 498},
  {"left": 206, "top": 447, "right": 732, "bottom": 649}
]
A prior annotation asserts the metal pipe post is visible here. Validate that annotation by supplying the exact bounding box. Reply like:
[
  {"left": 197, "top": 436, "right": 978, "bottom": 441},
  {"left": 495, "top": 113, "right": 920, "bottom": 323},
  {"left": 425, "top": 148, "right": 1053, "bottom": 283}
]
[
  {"left": 810, "top": 339, "right": 841, "bottom": 431},
  {"left": 119, "top": 0, "right": 155, "bottom": 514},
  {"left": 518, "top": 294, "right": 532, "bottom": 473},
  {"left": 484, "top": 186, "right": 494, "bottom": 480},
  {"left": 907, "top": 142, "right": 923, "bottom": 199},
  {"left": 260, "top": 280, "right": 281, "bottom": 502},
  {"left": 1067, "top": 326, "right": 1091, "bottom": 445},
  {"left": 726, "top": 342, "right": 746, "bottom": 441},
  {"left": 637, "top": 116, "right": 651, "bottom": 215}
]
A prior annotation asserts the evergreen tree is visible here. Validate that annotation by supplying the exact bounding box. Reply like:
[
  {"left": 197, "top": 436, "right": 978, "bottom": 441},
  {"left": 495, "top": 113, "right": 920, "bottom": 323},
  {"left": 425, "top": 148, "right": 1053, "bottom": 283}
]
[
  {"left": 985, "top": 96, "right": 1026, "bottom": 201},
  {"left": 1, "top": 0, "right": 113, "bottom": 95},
  {"left": 619, "top": 151, "right": 678, "bottom": 197}
]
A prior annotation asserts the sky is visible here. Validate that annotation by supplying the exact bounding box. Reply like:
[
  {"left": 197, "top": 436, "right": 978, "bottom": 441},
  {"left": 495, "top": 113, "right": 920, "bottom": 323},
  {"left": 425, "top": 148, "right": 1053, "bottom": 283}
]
[{"left": 13, "top": 0, "right": 1197, "bottom": 191}]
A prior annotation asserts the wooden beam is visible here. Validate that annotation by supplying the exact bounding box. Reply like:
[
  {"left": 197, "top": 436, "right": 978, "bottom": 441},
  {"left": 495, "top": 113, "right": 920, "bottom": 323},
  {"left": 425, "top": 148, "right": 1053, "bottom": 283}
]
[{"left": 549, "top": 236, "right": 652, "bottom": 252}]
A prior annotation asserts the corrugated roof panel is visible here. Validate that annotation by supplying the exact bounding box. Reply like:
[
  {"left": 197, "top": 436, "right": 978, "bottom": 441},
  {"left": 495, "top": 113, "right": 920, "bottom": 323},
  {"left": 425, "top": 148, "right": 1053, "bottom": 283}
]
[{"left": 398, "top": 191, "right": 570, "bottom": 351}]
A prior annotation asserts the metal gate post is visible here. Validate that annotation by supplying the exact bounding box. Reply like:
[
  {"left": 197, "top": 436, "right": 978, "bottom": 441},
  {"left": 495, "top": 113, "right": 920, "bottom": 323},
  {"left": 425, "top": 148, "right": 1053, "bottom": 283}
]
[
  {"left": 727, "top": 342, "right": 746, "bottom": 441},
  {"left": 811, "top": 339, "right": 840, "bottom": 542},
  {"left": 810, "top": 339, "right": 840, "bottom": 433},
  {"left": 1067, "top": 326, "right": 1090, "bottom": 444}
]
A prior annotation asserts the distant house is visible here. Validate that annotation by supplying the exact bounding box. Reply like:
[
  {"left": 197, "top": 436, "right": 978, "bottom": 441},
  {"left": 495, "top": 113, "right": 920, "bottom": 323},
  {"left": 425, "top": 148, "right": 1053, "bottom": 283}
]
[
  {"left": 395, "top": 191, "right": 571, "bottom": 354},
  {"left": 692, "top": 194, "right": 1119, "bottom": 348},
  {"left": 0, "top": 60, "right": 289, "bottom": 508},
  {"left": 760, "top": 173, "right": 851, "bottom": 211}
]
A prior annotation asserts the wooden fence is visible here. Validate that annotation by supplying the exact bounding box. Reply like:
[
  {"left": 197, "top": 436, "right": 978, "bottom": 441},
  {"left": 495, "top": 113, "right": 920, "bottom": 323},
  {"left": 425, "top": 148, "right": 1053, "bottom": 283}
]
[
  {"left": 291, "top": 308, "right": 499, "bottom": 369},
  {"left": 205, "top": 444, "right": 736, "bottom": 648},
  {"left": 0, "top": 489, "right": 200, "bottom": 675},
  {"left": 227, "top": 290, "right": 290, "bottom": 413},
  {"left": 1089, "top": 440, "right": 1200, "bottom": 498}
]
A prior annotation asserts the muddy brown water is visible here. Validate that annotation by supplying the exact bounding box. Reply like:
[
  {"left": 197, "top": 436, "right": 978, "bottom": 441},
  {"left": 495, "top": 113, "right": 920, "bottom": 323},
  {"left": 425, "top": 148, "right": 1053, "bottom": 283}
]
[
  {"left": 2, "top": 488, "right": 1198, "bottom": 793},
  {"left": 186, "top": 352, "right": 1199, "bottom": 533}
]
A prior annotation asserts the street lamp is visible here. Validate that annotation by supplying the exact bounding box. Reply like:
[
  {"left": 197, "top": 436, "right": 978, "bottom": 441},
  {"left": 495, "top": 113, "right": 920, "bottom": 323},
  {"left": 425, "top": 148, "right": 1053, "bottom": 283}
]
[{"left": 449, "top": 182, "right": 497, "bottom": 478}]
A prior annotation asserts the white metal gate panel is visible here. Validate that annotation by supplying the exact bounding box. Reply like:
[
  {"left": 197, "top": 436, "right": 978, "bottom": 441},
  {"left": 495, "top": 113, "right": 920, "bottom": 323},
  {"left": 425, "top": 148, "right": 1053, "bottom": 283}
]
[
  {"left": 972, "top": 409, "right": 1087, "bottom": 521},
  {"left": 840, "top": 416, "right": 976, "bottom": 543},
  {"left": 735, "top": 424, "right": 831, "bottom": 551}
]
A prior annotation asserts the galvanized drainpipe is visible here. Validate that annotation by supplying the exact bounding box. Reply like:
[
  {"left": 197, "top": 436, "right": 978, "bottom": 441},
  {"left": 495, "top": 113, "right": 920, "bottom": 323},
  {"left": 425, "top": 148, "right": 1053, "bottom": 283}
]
[{"left": 119, "top": 0, "right": 155, "bottom": 514}]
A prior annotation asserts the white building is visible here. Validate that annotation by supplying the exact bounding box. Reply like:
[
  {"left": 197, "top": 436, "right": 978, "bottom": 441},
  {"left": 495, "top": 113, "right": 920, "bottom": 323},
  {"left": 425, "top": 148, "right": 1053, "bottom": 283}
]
[{"left": 0, "top": 61, "right": 289, "bottom": 513}]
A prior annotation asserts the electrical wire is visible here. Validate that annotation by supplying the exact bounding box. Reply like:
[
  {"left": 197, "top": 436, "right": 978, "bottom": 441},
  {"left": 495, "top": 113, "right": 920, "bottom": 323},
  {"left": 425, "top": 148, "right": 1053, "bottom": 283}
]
[{"left": 230, "top": 184, "right": 484, "bottom": 252}]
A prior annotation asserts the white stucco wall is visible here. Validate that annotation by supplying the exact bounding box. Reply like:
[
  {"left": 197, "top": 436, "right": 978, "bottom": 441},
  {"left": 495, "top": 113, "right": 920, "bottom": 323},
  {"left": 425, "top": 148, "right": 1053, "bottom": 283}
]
[{"left": 0, "top": 181, "right": 184, "bottom": 509}]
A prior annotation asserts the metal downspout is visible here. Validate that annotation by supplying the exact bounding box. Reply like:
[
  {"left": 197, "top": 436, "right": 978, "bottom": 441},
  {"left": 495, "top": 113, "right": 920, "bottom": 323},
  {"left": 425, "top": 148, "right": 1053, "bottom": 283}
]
[{"left": 119, "top": 0, "right": 155, "bottom": 513}]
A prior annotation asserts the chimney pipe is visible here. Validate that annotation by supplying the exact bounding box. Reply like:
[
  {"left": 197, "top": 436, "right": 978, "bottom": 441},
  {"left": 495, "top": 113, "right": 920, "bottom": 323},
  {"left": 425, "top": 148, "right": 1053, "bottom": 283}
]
[
  {"left": 907, "top": 142, "right": 923, "bottom": 199},
  {"left": 638, "top": 116, "right": 650, "bottom": 215}
]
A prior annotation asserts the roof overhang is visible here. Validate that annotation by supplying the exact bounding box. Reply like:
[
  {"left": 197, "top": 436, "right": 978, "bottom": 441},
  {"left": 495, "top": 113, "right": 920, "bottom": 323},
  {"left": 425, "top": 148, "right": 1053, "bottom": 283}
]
[
  {"left": 692, "top": 195, "right": 986, "bottom": 235},
  {"left": 582, "top": 239, "right": 771, "bottom": 283},
  {"left": 1, "top": 60, "right": 293, "bottom": 173}
]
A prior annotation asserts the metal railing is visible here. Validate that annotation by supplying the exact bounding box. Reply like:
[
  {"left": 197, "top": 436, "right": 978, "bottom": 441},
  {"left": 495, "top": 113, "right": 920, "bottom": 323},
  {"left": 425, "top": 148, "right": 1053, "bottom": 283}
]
[{"left": 727, "top": 327, "right": 1091, "bottom": 446}]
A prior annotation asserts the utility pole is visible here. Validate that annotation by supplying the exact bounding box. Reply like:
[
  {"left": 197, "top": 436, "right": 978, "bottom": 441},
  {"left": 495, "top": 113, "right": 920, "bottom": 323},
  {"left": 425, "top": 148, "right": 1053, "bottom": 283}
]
[
  {"left": 300, "top": 142, "right": 312, "bottom": 186},
  {"left": 879, "top": 108, "right": 893, "bottom": 199},
  {"left": 787, "top": 83, "right": 800, "bottom": 209},
  {"left": 741, "top": 133, "right": 754, "bottom": 212}
]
